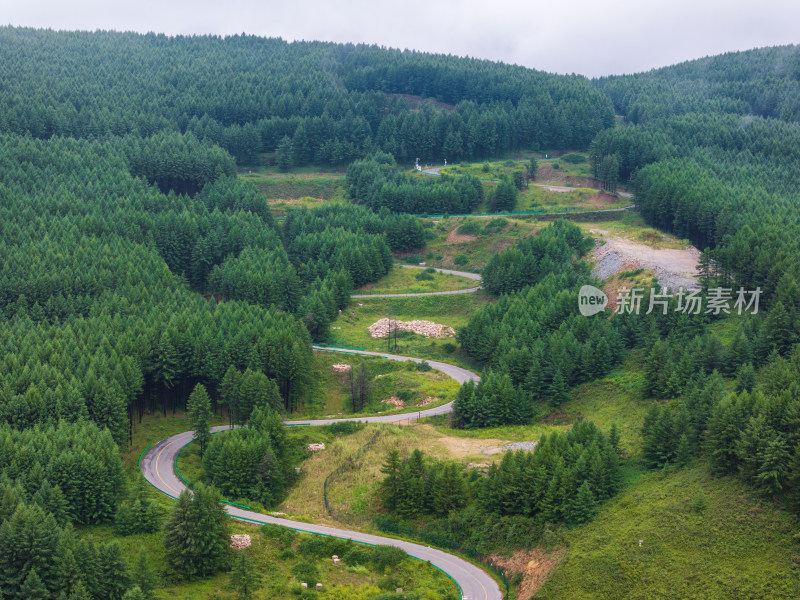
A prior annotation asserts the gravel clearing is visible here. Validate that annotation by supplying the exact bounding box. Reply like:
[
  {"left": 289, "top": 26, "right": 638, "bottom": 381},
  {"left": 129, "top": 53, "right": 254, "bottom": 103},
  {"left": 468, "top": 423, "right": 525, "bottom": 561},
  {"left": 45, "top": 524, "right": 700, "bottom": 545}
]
[
  {"left": 503, "top": 441, "right": 538, "bottom": 452},
  {"left": 591, "top": 233, "right": 700, "bottom": 290}
]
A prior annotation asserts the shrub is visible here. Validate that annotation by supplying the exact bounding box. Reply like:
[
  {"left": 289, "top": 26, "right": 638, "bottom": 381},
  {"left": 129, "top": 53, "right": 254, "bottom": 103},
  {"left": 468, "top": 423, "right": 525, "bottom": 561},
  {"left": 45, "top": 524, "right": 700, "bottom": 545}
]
[
  {"left": 483, "top": 217, "right": 508, "bottom": 234},
  {"left": 291, "top": 561, "right": 319, "bottom": 583},
  {"left": 415, "top": 271, "right": 435, "bottom": 281},
  {"left": 456, "top": 220, "right": 483, "bottom": 236},
  {"left": 481, "top": 162, "right": 491, "bottom": 173},
  {"left": 326, "top": 421, "right": 364, "bottom": 436},
  {"left": 114, "top": 498, "right": 161, "bottom": 536},
  {"left": 378, "top": 575, "right": 404, "bottom": 591},
  {"left": 552, "top": 161, "right": 560, "bottom": 169},
  {"left": 347, "top": 564, "right": 370, "bottom": 575},
  {"left": 298, "top": 536, "right": 327, "bottom": 559},
  {"left": 343, "top": 547, "right": 370, "bottom": 566},
  {"left": 691, "top": 491, "right": 707, "bottom": 513},
  {"left": 619, "top": 268, "right": 644, "bottom": 278},
  {"left": 371, "top": 545, "right": 407, "bottom": 571},
  {"left": 404, "top": 254, "right": 424, "bottom": 265},
  {"left": 415, "top": 361, "right": 433, "bottom": 372},
  {"left": 453, "top": 254, "right": 469, "bottom": 266},
  {"left": 261, "top": 523, "right": 296, "bottom": 548},
  {"left": 397, "top": 389, "right": 415, "bottom": 403},
  {"left": 561, "top": 153, "right": 586, "bottom": 164}
]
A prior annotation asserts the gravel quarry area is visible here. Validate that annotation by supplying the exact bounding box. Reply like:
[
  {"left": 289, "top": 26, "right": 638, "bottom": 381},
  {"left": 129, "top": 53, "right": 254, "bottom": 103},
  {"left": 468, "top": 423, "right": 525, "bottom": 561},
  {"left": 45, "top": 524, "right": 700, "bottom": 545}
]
[{"left": 590, "top": 230, "right": 701, "bottom": 291}]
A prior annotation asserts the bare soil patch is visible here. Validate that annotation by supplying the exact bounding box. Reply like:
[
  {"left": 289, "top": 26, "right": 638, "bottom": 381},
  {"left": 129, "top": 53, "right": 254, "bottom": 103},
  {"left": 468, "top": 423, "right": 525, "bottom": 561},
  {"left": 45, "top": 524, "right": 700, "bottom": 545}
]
[
  {"left": 266, "top": 196, "right": 324, "bottom": 205},
  {"left": 433, "top": 429, "right": 508, "bottom": 459},
  {"left": 586, "top": 192, "right": 619, "bottom": 207},
  {"left": 387, "top": 93, "right": 456, "bottom": 112},
  {"left": 491, "top": 548, "right": 567, "bottom": 600},
  {"left": 535, "top": 165, "right": 597, "bottom": 188},
  {"left": 446, "top": 227, "right": 478, "bottom": 244}
]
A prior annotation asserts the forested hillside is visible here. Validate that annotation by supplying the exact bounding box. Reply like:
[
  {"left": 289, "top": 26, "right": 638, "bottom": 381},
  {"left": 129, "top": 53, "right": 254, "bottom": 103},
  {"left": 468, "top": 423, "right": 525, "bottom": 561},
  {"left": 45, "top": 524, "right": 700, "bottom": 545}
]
[
  {"left": 597, "top": 44, "right": 800, "bottom": 124},
  {"left": 4, "top": 25, "right": 800, "bottom": 600},
  {"left": 0, "top": 27, "right": 613, "bottom": 167},
  {"left": 586, "top": 45, "right": 800, "bottom": 515}
]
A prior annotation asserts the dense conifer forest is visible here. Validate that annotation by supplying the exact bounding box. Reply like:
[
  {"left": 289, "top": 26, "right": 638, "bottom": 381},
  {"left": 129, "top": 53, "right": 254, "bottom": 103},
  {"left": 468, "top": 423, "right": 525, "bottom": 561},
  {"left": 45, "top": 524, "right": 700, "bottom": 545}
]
[{"left": 3, "top": 24, "right": 800, "bottom": 599}]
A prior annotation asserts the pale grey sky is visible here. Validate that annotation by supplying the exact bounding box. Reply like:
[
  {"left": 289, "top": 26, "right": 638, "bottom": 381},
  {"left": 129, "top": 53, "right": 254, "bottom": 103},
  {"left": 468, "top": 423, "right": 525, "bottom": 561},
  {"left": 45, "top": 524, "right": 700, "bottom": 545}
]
[{"left": 3, "top": 0, "right": 799, "bottom": 77}]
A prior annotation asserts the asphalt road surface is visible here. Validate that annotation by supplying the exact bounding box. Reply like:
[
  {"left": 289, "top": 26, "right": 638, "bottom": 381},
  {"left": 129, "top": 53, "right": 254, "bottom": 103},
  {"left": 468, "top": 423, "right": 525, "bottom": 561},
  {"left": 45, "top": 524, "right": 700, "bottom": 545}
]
[
  {"left": 139, "top": 348, "right": 499, "bottom": 600},
  {"left": 351, "top": 265, "right": 482, "bottom": 299}
]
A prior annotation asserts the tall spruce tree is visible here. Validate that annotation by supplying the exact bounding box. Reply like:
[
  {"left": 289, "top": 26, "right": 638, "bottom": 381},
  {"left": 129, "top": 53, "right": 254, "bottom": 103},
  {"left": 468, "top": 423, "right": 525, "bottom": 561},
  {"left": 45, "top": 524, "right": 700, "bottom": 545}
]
[
  {"left": 164, "top": 485, "right": 229, "bottom": 577},
  {"left": 228, "top": 553, "right": 262, "bottom": 600},
  {"left": 188, "top": 383, "right": 213, "bottom": 454}
]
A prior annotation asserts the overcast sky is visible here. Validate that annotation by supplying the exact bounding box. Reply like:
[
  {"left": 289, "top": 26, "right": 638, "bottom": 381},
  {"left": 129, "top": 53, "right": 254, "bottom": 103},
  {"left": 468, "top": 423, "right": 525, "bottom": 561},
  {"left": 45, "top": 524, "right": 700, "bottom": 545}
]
[{"left": 4, "top": 0, "right": 799, "bottom": 77}]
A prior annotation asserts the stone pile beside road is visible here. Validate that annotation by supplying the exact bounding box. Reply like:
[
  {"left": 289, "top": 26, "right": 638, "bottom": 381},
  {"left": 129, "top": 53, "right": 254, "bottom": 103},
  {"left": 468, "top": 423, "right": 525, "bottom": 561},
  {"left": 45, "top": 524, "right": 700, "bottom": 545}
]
[{"left": 368, "top": 318, "right": 455, "bottom": 338}]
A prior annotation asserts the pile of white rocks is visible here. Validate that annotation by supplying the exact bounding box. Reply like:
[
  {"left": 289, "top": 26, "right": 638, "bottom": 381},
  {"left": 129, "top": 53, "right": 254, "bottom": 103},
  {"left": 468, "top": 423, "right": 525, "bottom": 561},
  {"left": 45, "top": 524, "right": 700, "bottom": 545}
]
[
  {"left": 331, "top": 363, "right": 352, "bottom": 373},
  {"left": 306, "top": 443, "right": 326, "bottom": 452},
  {"left": 230, "top": 534, "right": 251, "bottom": 550},
  {"left": 381, "top": 396, "right": 405, "bottom": 408},
  {"left": 368, "top": 318, "right": 455, "bottom": 338}
]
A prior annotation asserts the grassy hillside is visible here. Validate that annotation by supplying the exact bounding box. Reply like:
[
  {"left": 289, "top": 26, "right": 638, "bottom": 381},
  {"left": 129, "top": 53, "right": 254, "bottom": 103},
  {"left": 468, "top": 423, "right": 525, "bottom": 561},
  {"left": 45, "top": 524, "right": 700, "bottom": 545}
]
[
  {"left": 327, "top": 292, "right": 491, "bottom": 366},
  {"left": 354, "top": 265, "right": 478, "bottom": 295},
  {"left": 298, "top": 351, "right": 461, "bottom": 418},
  {"left": 535, "top": 465, "right": 800, "bottom": 600}
]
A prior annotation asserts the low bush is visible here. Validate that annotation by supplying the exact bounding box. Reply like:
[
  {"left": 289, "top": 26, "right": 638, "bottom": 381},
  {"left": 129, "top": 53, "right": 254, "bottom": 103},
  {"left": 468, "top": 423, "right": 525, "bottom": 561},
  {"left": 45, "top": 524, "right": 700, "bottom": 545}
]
[
  {"left": 291, "top": 561, "right": 319, "bottom": 583},
  {"left": 456, "top": 220, "right": 483, "bottom": 236},
  {"left": 561, "top": 153, "right": 586, "bottom": 164},
  {"left": 325, "top": 421, "right": 364, "bottom": 436},
  {"left": 371, "top": 545, "right": 407, "bottom": 571}
]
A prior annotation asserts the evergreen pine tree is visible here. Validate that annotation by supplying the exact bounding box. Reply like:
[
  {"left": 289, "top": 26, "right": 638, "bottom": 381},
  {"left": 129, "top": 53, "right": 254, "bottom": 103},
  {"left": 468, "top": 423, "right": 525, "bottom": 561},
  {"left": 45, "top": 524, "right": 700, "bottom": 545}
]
[
  {"left": 97, "top": 542, "right": 130, "bottom": 600},
  {"left": 568, "top": 481, "right": 596, "bottom": 524},
  {"left": 608, "top": 423, "right": 620, "bottom": 454},
  {"left": 277, "top": 136, "right": 294, "bottom": 172},
  {"left": 121, "top": 587, "right": 148, "bottom": 600},
  {"left": 547, "top": 368, "right": 570, "bottom": 405},
  {"left": 755, "top": 434, "right": 791, "bottom": 496},
  {"left": 675, "top": 434, "right": 692, "bottom": 467},
  {"left": 67, "top": 580, "right": 93, "bottom": 600},
  {"left": 735, "top": 363, "right": 757, "bottom": 393},
  {"left": 379, "top": 450, "right": 402, "bottom": 511},
  {"left": 20, "top": 568, "right": 48, "bottom": 600},
  {"left": 526, "top": 156, "right": 538, "bottom": 181},
  {"left": 164, "top": 485, "right": 229, "bottom": 577},
  {"left": 228, "top": 552, "right": 262, "bottom": 600},
  {"left": 131, "top": 551, "right": 158, "bottom": 599},
  {"left": 188, "top": 383, "right": 213, "bottom": 454}
]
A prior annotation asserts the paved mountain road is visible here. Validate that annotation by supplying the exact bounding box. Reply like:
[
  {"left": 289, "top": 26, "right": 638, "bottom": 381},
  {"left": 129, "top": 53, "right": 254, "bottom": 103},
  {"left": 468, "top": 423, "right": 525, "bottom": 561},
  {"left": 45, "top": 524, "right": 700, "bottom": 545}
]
[
  {"left": 351, "top": 265, "right": 482, "bottom": 298},
  {"left": 140, "top": 347, "right": 499, "bottom": 600}
]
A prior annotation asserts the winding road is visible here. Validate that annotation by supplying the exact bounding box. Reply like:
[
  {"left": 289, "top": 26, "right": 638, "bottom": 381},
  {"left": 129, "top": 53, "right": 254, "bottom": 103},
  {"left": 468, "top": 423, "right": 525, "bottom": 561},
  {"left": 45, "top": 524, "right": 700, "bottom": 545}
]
[
  {"left": 351, "top": 265, "right": 482, "bottom": 299},
  {"left": 140, "top": 346, "right": 500, "bottom": 600}
]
